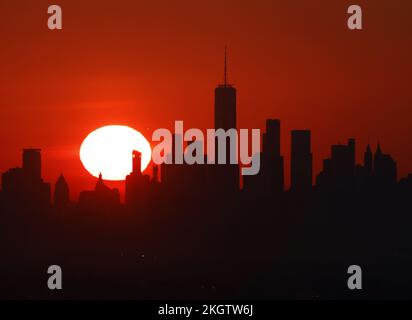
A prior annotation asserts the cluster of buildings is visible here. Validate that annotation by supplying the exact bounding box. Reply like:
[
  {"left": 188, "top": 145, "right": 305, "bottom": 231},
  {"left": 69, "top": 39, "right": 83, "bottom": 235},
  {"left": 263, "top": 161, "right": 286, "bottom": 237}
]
[
  {"left": 1, "top": 149, "right": 52, "bottom": 209},
  {"left": 0, "top": 58, "right": 410, "bottom": 211}
]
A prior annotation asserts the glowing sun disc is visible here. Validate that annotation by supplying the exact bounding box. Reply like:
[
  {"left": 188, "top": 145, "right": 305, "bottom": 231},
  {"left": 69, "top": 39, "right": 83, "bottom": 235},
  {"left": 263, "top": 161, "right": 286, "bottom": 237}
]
[{"left": 80, "top": 125, "right": 151, "bottom": 181}]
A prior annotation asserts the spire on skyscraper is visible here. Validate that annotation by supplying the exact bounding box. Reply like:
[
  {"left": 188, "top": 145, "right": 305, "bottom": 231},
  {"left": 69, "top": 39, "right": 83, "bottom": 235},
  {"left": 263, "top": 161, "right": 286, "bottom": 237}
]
[
  {"left": 364, "top": 144, "right": 373, "bottom": 174},
  {"left": 376, "top": 141, "right": 382, "bottom": 155},
  {"left": 224, "top": 45, "right": 227, "bottom": 87},
  {"left": 54, "top": 174, "right": 69, "bottom": 207}
]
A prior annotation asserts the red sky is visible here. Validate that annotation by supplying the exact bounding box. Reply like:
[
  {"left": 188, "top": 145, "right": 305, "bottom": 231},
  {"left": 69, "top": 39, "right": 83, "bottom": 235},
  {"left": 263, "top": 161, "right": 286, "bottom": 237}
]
[{"left": 1, "top": 0, "right": 412, "bottom": 200}]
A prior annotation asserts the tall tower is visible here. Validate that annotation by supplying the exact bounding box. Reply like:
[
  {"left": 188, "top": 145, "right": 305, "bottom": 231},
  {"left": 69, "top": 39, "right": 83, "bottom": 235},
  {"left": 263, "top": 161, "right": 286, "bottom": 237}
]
[
  {"left": 374, "top": 143, "right": 397, "bottom": 188},
  {"left": 262, "top": 119, "right": 284, "bottom": 193},
  {"left": 126, "top": 150, "right": 151, "bottom": 209},
  {"left": 214, "top": 47, "right": 237, "bottom": 130},
  {"left": 214, "top": 47, "right": 239, "bottom": 192},
  {"left": 2, "top": 148, "right": 50, "bottom": 208},
  {"left": 23, "top": 148, "right": 42, "bottom": 180},
  {"left": 54, "top": 174, "right": 70, "bottom": 208},
  {"left": 132, "top": 150, "right": 142, "bottom": 175},
  {"left": 291, "top": 130, "right": 312, "bottom": 191},
  {"left": 364, "top": 144, "right": 373, "bottom": 174}
]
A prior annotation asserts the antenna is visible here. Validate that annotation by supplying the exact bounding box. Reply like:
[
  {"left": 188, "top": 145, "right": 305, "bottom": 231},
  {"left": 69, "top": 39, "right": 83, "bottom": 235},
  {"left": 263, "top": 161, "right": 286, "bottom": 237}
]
[{"left": 224, "top": 46, "right": 227, "bottom": 87}]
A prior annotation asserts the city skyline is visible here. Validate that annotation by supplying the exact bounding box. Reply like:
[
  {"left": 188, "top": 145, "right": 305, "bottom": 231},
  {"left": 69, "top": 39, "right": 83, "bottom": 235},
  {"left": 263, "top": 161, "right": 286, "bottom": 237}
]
[
  {"left": 1, "top": 0, "right": 412, "bottom": 301},
  {"left": 0, "top": 50, "right": 409, "bottom": 200},
  {"left": 0, "top": 70, "right": 407, "bottom": 204},
  {"left": 1, "top": 1, "right": 412, "bottom": 200}
]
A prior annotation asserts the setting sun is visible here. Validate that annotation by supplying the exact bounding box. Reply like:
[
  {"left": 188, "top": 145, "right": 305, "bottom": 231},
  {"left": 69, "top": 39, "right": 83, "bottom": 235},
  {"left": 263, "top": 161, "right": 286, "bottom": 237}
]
[{"left": 80, "top": 125, "right": 152, "bottom": 181}]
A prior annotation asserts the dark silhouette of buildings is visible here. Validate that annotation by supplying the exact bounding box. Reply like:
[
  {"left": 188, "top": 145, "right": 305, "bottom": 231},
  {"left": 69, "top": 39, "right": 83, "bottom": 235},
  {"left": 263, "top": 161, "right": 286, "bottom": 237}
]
[
  {"left": 399, "top": 173, "right": 412, "bottom": 190},
  {"left": 23, "top": 148, "right": 42, "bottom": 180},
  {"left": 243, "top": 119, "right": 284, "bottom": 195},
  {"left": 161, "top": 136, "right": 214, "bottom": 203},
  {"left": 364, "top": 144, "right": 373, "bottom": 175},
  {"left": 78, "top": 173, "right": 120, "bottom": 210},
  {"left": 316, "top": 140, "right": 398, "bottom": 193},
  {"left": 54, "top": 174, "right": 70, "bottom": 208},
  {"left": 262, "top": 119, "right": 284, "bottom": 193},
  {"left": 291, "top": 130, "right": 312, "bottom": 192},
  {"left": 2, "top": 56, "right": 412, "bottom": 300},
  {"left": 354, "top": 144, "right": 374, "bottom": 191},
  {"left": 1, "top": 148, "right": 50, "bottom": 209},
  {"left": 374, "top": 143, "right": 397, "bottom": 189},
  {"left": 316, "top": 139, "right": 356, "bottom": 192}
]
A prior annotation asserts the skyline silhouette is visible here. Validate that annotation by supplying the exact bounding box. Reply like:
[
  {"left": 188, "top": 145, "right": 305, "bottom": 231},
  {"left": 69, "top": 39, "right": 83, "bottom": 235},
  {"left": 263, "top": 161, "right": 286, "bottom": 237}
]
[
  {"left": 1, "top": 56, "right": 412, "bottom": 300},
  {"left": 0, "top": 55, "right": 410, "bottom": 205},
  {"left": 2, "top": 1, "right": 412, "bottom": 201}
]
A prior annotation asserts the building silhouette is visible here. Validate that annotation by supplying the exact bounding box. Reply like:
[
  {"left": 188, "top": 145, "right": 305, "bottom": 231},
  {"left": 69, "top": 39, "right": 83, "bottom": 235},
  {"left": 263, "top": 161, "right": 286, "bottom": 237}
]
[
  {"left": 262, "top": 119, "right": 284, "bottom": 193},
  {"left": 161, "top": 136, "right": 214, "bottom": 203},
  {"left": 316, "top": 140, "right": 399, "bottom": 193},
  {"left": 1, "top": 148, "right": 50, "bottom": 209},
  {"left": 364, "top": 144, "right": 373, "bottom": 175},
  {"left": 23, "top": 148, "right": 42, "bottom": 180},
  {"left": 291, "top": 130, "right": 312, "bottom": 192},
  {"left": 214, "top": 48, "right": 239, "bottom": 193},
  {"left": 374, "top": 143, "right": 397, "bottom": 189},
  {"left": 125, "top": 151, "right": 151, "bottom": 211},
  {"left": 2, "top": 55, "right": 412, "bottom": 300},
  {"left": 54, "top": 174, "right": 70, "bottom": 208},
  {"left": 243, "top": 119, "right": 284, "bottom": 195},
  {"left": 78, "top": 173, "right": 120, "bottom": 210},
  {"left": 399, "top": 173, "right": 412, "bottom": 191},
  {"left": 316, "top": 139, "right": 355, "bottom": 191}
]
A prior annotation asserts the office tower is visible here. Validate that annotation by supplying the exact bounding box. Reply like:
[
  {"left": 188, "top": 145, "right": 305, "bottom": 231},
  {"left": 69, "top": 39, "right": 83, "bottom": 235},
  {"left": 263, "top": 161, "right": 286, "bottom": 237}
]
[
  {"left": 23, "top": 148, "right": 42, "bottom": 180},
  {"left": 54, "top": 174, "right": 69, "bottom": 208},
  {"left": 291, "top": 130, "right": 312, "bottom": 191},
  {"left": 214, "top": 48, "right": 236, "bottom": 131},
  {"left": 1, "top": 148, "right": 50, "bottom": 208},
  {"left": 316, "top": 158, "right": 332, "bottom": 189},
  {"left": 161, "top": 134, "right": 183, "bottom": 189},
  {"left": 374, "top": 143, "right": 397, "bottom": 188},
  {"left": 330, "top": 139, "right": 356, "bottom": 191},
  {"left": 354, "top": 144, "right": 374, "bottom": 192},
  {"left": 399, "top": 174, "right": 412, "bottom": 190},
  {"left": 348, "top": 138, "right": 356, "bottom": 169},
  {"left": 316, "top": 139, "right": 355, "bottom": 191},
  {"left": 364, "top": 144, "right": 373, "bottom": 174},
  {"left": 214, "top": 48, "right": 239, "bottom": 192},
  {"left": 262, "top": 119, "right": 284, "bottom": 193},
  {"left": 133, "top": 150, "right": 142, "bottom": 174},
  {"left": 125, "top": 151, "right": 151, "bottom": 209}
]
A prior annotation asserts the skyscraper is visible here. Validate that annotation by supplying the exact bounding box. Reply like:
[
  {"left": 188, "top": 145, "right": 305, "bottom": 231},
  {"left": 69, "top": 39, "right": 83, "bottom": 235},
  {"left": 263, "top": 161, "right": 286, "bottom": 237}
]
[
  {"left": 23, "top": 148, "right": 42, "bottom": 180},
  {"left": 125, "top": 151, "right": 151, "bottom": 209},
  {"left": 54, "top": 174, "right": 70, "bottom": 208},
  {"left": 132, "top": 150, "right": 142, "bottom": 174},
  {"left": 291, "top": 130, "right": 312, "bottom": 192},
  {"left": 330, "top": 140, "right": 355, "bottom": 191},
  {"left": 214, "top": 47, "right": 236, "bottom": 131},
  {"left": 374, "top": 143, "right": 397, "bottom": 188},
  {"left": 262, "top": 119, "right": 284, "bottom": 193},
  {"left": 315, "top": 139, "right": 355, "bottom": 191},
  {"left": 364, "top": 144, "right": 373, "bottom": 175},
  {"left": 214, "top": 48, "right": 239, "bottom": 192},
  {"left": 1, "top": 148, "right": 50, "bottom": 208}
]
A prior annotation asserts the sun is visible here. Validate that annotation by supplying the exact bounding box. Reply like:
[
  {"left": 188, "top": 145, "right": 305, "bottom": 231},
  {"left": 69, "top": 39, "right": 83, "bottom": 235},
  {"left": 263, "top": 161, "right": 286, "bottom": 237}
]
[{"left": 80, "top": 125, "right": 152, "bottom": 181}]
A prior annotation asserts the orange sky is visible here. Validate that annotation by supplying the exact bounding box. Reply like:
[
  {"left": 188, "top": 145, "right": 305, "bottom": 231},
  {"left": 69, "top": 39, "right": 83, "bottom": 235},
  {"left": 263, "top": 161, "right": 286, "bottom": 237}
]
[{"left": 1, "top": 0, "right": 412, "bottom": 200}]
